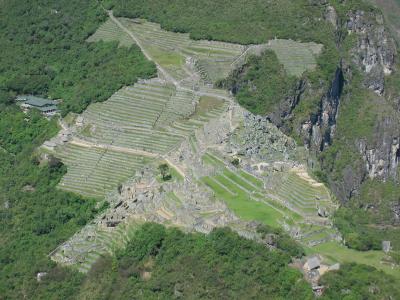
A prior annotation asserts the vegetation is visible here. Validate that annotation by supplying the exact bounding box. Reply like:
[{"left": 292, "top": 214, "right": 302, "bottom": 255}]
[
  {"left": 158, "top": 163, "right": 171, "bottom": 181},
  {"left": 320, "top": 263, "right": 400, "bottom": 299},
  {"left": 105, "top": 0, "right": 335, "bottom": 45},
  {"left": 0, "top": 103, "right": 100, "bottom": 298},
  {"left": 334, "top": 180, "right": 400, "bottom": 251},
  {"left": 67, "top": 224, "right": 313, "bottom": 299},
  {"left": 218, "top": 51, "right": 298, "bottom": 115},
  {"left": 0, "top": 0, "right": 156, "bottom": 115},
  {"left": 2, "top": 0, "right": 400, "bottom": 297}
]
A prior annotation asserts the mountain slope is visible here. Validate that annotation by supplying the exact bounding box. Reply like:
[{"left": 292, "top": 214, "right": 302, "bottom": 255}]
[{"left": 106, "top": 0, "right": 400, "bottom": 253}]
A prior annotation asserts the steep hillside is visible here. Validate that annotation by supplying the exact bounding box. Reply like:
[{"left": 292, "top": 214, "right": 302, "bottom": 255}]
[
  {"left": 107, "top": 0, "right": 400, "bottom": 253},
  {"left": 0, "top": 0, "right": 156, "bottom": 114},
  {"left": 370, "top": 0, "right": 400, "bottom": 43},
  {"left": 2, "top": 0, "right": 400, "bottom": 298}
]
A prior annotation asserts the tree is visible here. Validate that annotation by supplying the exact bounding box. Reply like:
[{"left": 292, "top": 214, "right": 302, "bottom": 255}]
[
  {"left": 231, "top": 157, "right": 240, "bottom": 167},
  {"left": 158, "top": 163, "right": 171, "bottom": 181}
]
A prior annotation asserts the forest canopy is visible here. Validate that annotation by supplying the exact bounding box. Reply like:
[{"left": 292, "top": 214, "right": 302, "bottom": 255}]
[{"left": 0, "top": 0, "right": 156, "bottom": 115}]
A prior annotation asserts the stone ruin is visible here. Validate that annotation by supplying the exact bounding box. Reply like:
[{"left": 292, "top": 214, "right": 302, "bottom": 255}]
[{"left": 102, "top": 166, "right": 247, "bottom": 235}]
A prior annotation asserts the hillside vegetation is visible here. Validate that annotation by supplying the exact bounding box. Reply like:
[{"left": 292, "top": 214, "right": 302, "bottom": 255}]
[
  {"left": 0, "top": 96, "right": 100, "bottom": 298},
  {"left": 217, "top": 50, "right": 298, "bottom": 115},
  {"left": 105, "top": 0, "right": 335, "bottom": 44},
  {"left": 1, "top": 0, "right": 400, "bottom": 298},
  {"left": 0, "top": 0, "right": 156, "bottom": 115}
]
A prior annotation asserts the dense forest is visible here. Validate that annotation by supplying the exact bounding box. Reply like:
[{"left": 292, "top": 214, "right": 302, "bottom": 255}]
[
  {"left": 105, "top": 0, "right": 400, "bottom": 257},
  {"left": 217, "top": 51, "right": 298, "bottom": 115},
  {"left": 0, "top": 93, "right": 100, "bottom": 298},
  {"left": 0, "top": 0, "right": 156, "bottom": 115},
  {"left": 12, "top": 222, "right": 399, "bottom": 300},
  {"left": 0, "top": 0, "right": 153, "bottom": 298}
]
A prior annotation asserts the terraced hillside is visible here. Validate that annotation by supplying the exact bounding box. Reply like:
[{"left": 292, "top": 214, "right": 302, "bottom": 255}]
[
  {"left": 87, "top": 18, "right": 134, "bottom": 47},
  {"left": 273, "top": 170, "right": 333, "bottom": 216},
  {"left": 200, "top": 151, "right": 338, "bottom": 249},
  {"left": 50, "top": 13, "right": 340, "bottom": 273},
  {"left": 119, "top": 18, "right": 246, "bottom": 84},
  {"left": 88, "top": 16, "right": 323, "bottom": 85},
  {"left": 79, "top": 81, "right": 191, "bottom": 153},
  {"left": 265, "top": 39, "right": 323, "bottom": 76},
  {"left": 51, "top": 79, "right": 227, "bottom": 199},
  {"left": 51, "top": 219, "right": 142, "bottom": 273},
  {"left": 56, "top": 144, "right": 149, "bottom": 199}
]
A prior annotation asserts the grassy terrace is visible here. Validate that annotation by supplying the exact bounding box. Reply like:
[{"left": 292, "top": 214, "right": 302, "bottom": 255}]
[
  {"left": 202, "top": 176, "right": 283, "bottom": 227},
  {"left": 52, "top": 220, "right": 142, "bottom": 273},
  {"left": 265, "top": 39, "right": 322, "bottom": 76},
  {"left": 57, "top": 83, "right": 227, "bottom": 200},
  {"left": 79, "top": 82, "right": 193, "bottom": 153},
  {"left": 119, "top": 18, "right": 245, "bottom": 83},
  {"left": 87, "top": 18, "right": 134, "bottom": 47},
  {"left": 55, "top": 144, "right": 149, "bottom": 199},
  {"left": 273, "top": 172, "right": 333, "bottom": 216},
  {"left": 201, "top": 152, "right": 302, "bottom": 227},
  {"left": 306, "top": 242, "right": 400, "bottom": 280}
]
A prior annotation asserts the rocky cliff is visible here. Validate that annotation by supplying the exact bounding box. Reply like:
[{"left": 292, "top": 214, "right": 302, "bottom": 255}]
[{"left": 268, "top": 5, "right": 399, "bottom": 202}]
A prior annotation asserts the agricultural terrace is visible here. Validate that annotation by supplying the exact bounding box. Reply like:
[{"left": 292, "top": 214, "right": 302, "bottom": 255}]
[
  {"left": 265, "top": 39, "right": 322, "bottom": 76},
  {"left": 201, "top": 152, "right": 301, "bottom": 228},
  {"left": 272, "top": 171, "right": 334, "bottom": 216},
  {"left": 78, "top": 82, "right": 227, "bottom": 154},
  {"left": 119, "top": 18, "right": 245, "bottom": 83},
  {"left": 52, "top": 220, "right": 142, "bottom": 273},
  {"left": 201, "top": 152, "right": 339, "bottom": 248},
  {"left": 87, "top": 18, "right": 134, "bottom": 47},
  {"left": 88, "top": 16, "right": 323, "bottom": 86},
  {"left": 55, "top": 144, "right": 149, "bottom": 199},
  {"left": 54, "top": 80, "right": 227, "bottom": 199}
]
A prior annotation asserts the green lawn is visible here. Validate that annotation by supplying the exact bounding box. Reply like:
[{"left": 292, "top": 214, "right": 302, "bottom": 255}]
[
  {"left": 202, "top": 176, "right": 283, "bottom": 227},
  {"left": 202, "top": 153, "right": 225, "bottom": 167},
  {"left": 238, "top": 170, "right": 264, "bottom": 189},
  {"left": 147, "top": 44, "right": 185, "bottom": 67},
  {"left": 223, "top": 169, "right": 260, "bottom": 192},
  {"left": 306, "top": 241, "right": 400, "bottom": 280}
]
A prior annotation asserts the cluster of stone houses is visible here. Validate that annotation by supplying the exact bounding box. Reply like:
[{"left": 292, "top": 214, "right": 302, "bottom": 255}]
[{"left": 16, "top": 95, "right": 59, "bottom": 117}]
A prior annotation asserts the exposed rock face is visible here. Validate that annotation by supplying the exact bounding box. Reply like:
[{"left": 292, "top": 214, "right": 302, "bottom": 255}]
[
  {"left": 325, "top": 5, "right": 338, "bottom": 30},
  {"left": 358, "top": 116, "right": 400, "bottom": 181},
  {"left": 267, "top": 79, "right": 307, "bottom": 128},
  {"left": 302, "top": 67, "right": 344, "bottom": 152},
  {"left": 347, "top": 10, "right": 396, "bottom": 94},
  {"left": 264, "top": 7, "right": 399, "bottom": 202}
]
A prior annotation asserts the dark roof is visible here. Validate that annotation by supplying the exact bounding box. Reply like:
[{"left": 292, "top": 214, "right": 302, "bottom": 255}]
[
  {"left": 16, "top": 95, "right": 29, "bottom": 101},
  {"left": 37, "top": 105, "right": 58, "bottom": 112},
  {"left": 17, "top": 95, "right": 55, "bottom": 107}
]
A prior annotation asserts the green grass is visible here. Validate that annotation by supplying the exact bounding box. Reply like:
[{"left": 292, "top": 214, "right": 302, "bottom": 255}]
[
  {"left": 202, "top": 175, "right": 283, "bottom": 228},
  {"left": 266, "top": 39, "right": 322, "bottom": 76},
  {"left": 306, "top": 241, "right": 400, "bottom": 280},
  {"left": 238, "top": 170, "right": 264, "bottom": 189},
  {"left": 166, "top": 192, "right": 183, "bottom": 206},
  {"left": 87, "top": 18, "right": 134, "bottom": 47},
  {"left": 202, "top": 152, "right": 225, "bottom": 167},
  {"left": 147, "top": 45, "right": 185, "bottom": 67},
  {"left": 194, "top": 96, "right": 224, "bottom": 115},
  {"left": 168, "top": 164, "right": 184, "bottom": 182},
  {"left": 189, "top": 135, "right": 198, "bottom": 153},
  {"left": 80, "top": 124, "right": 93, "bottom": 137}
]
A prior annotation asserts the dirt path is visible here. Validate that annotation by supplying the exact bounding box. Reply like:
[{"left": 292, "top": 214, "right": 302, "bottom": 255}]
[
  {"left": 108, "top": 11, "right": 181, "bottom": 87},
  {"left": 163, "top": 157, "right": 186, "bottom": 178},
  {"left": 70, "top": 137, "right": 159, "bottom": 158}
]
